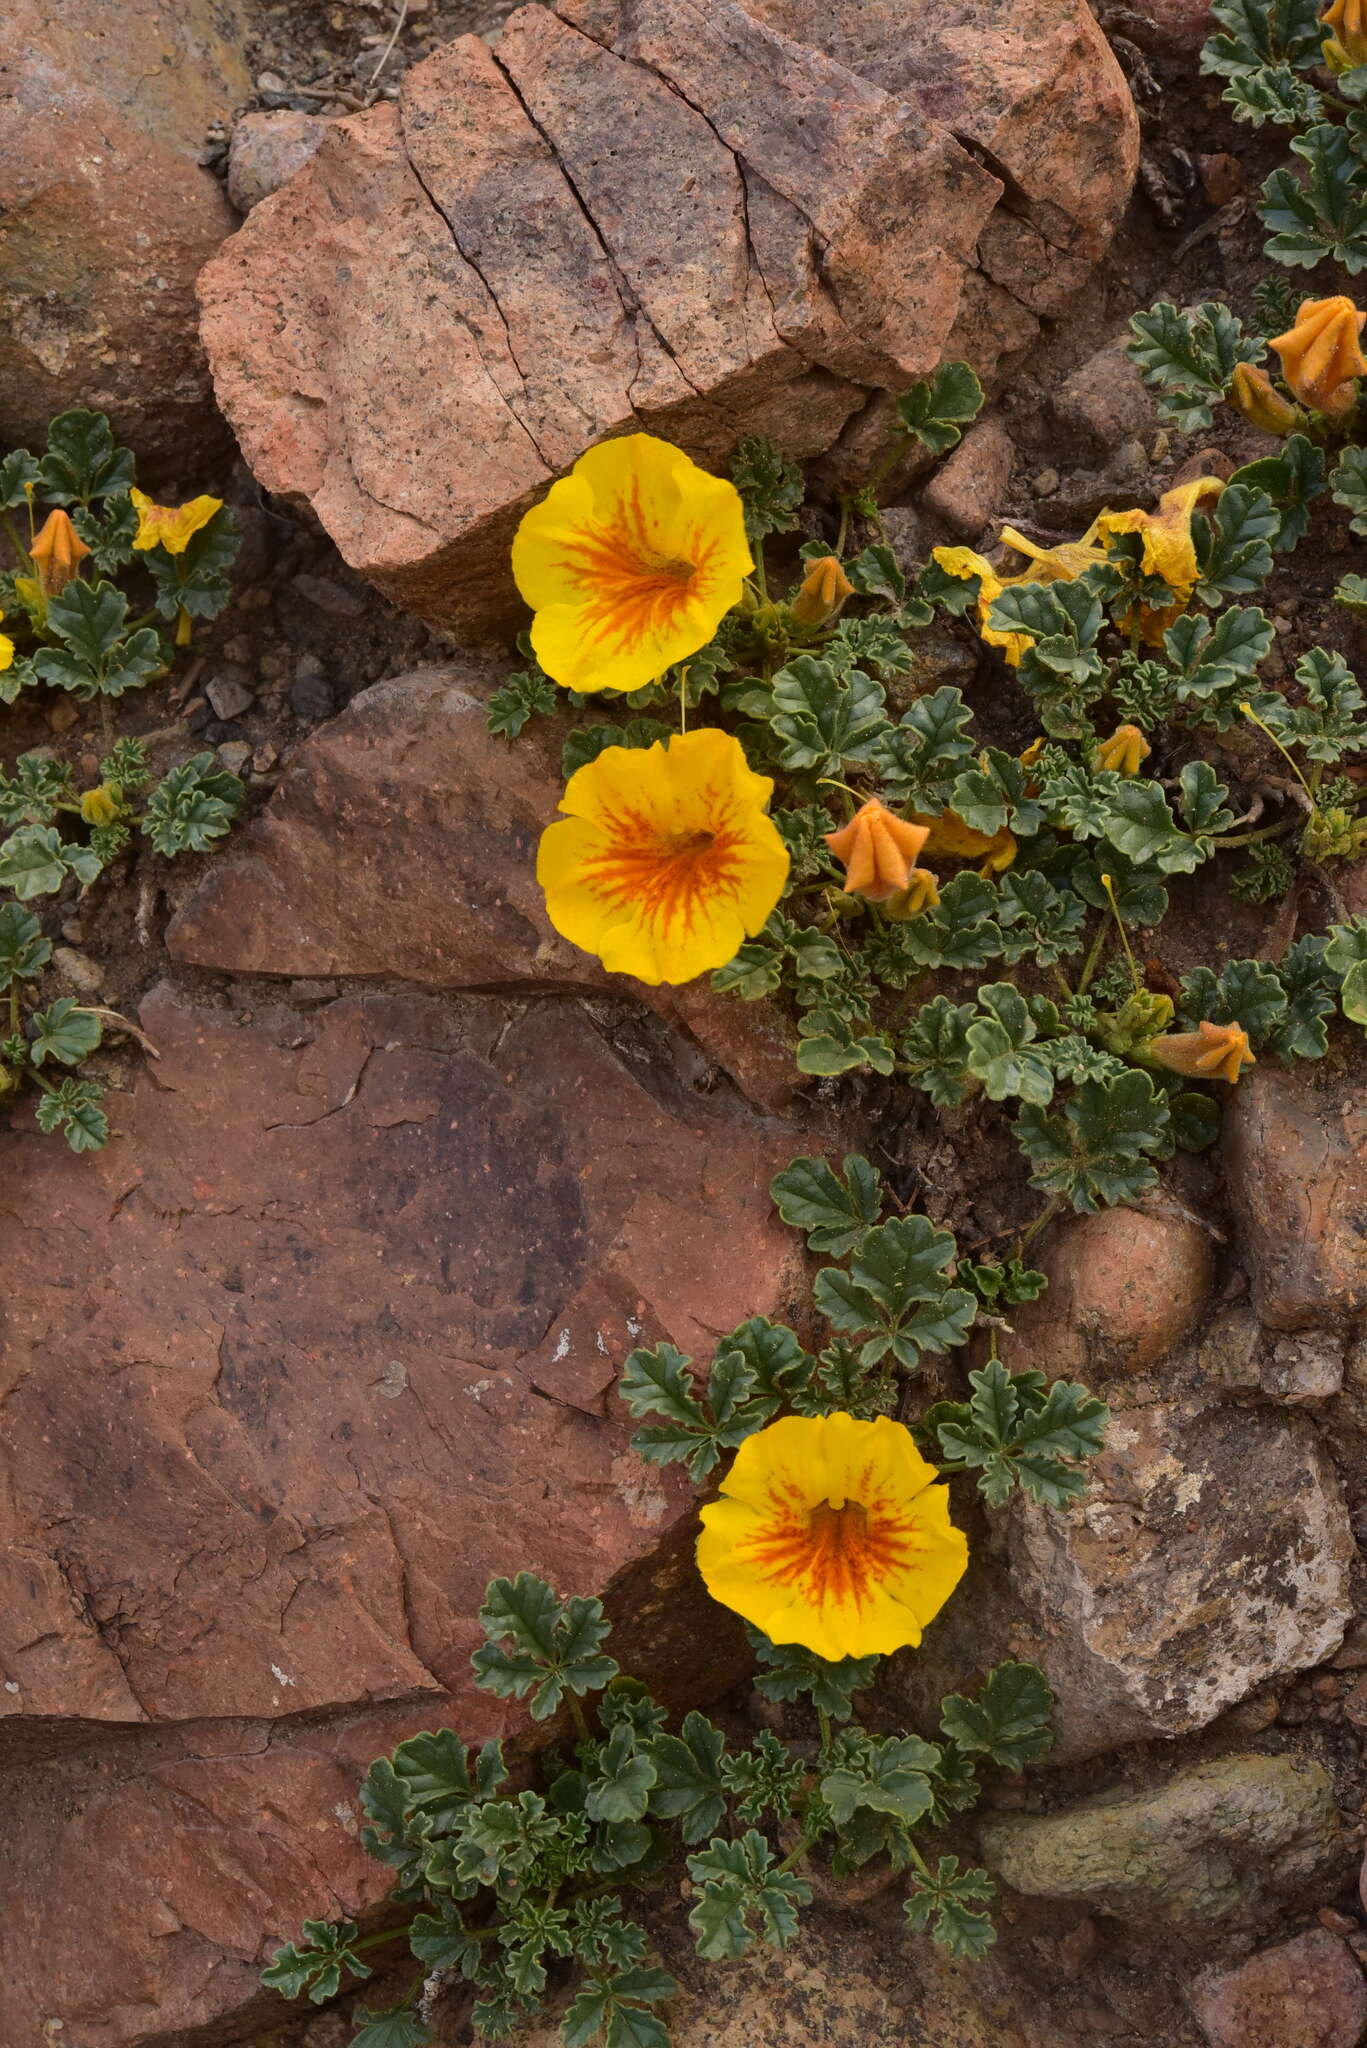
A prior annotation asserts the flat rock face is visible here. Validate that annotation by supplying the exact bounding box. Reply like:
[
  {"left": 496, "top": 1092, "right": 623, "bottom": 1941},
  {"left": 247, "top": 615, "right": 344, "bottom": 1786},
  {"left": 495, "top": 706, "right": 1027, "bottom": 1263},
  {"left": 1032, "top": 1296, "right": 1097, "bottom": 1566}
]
[
  {"left": 0, "top": 0, "right": 241, "bottom": 469},
  {"left": 981, "top": 1753, "right": 1347, "bottom": 1930},
  {"left": 1189, "top": 1929, "right": 1367, "bottom": 2048},
  {"left": 0, "top": 983, "right": 802, "bottom": 2046},
  {"left": 1224, "top": 1056, "right": 1367, "bottom": 1330},
  {"left": 197, "top": 0, "right": 1136, "bottom": 633},
  {"left": 165, "top": 660, "right": 803, "bottom": 1111},
  {"left": 1007, "top": 1397, "right": 1353, "bottom": 1759}
]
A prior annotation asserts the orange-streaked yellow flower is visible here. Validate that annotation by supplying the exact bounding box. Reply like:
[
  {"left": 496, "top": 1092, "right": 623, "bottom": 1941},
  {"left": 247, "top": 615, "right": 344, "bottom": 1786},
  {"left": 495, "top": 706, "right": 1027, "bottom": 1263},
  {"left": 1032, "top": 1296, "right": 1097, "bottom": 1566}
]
[
  {"left": 792, "top": 554, "right": 854, "bottom": 627},
  {"left": 1094, "top": 723, "right": 1151, "bottom": 776},
  {"left": 512, "top": 434, "right": 752, "bottom": 695},
  {"left": 129, "top": 487, "right": 223, "bottom": 555},
  {"left": 883, "top": 867, "right": 941, "bottom": 918},
  {"left": 1270, "top": 296, "right": 1367, "bottom": 418},
  {"left": 824, "top": 798, "right": 930, "bottom": 902},
  {"left": 536, "top": 727, "right": 788, "bottom": 985},
  {"left": 1146, "top": 1018, "right": 1256, "bottom": 1084},
  {"left": 1324, "top": 0, "right": 1367, "bottom": 69},
  {"left": 30, "top": 508, "right": 90, "bottom": 597},
  {"left": 1229, "top": 362, "right": 1299, "bottom": 437},
  {"left": 933, "top": 525, "right": 1111, "bottom": 667},
  {"left": 697, "top": 1412, "right": 968, "bottom": 1660}
]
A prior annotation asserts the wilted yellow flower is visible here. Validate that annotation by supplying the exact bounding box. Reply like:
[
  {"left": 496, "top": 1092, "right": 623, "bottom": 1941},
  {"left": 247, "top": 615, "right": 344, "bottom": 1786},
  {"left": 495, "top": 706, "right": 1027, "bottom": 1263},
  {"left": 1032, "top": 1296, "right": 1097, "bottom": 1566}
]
[
  {"left": 1270, "top": 297, "right": 1367, "bottom": 417},
  {"left": 129, "top": 487, "right": 223, "bottom": 555},
  {"left": 883, "top": 867, "right": 941, "bottom": 918},
  {"left": 30, "top": 509, "right": 91, "bottom": 597},
  {"left": 696, "top": 1412, "right": 968, "bottom": 1660},
  {"left": 1146, "top": 1018, "right": 1256, "bottom": 1084},
  {"left": 536, "top": 727, "right": 788, "bottom": 985},
  {"left": 1094, "top": 723, "right": 1151, "bottom": 776},
  {"left": 913, "top": 807, "right": 1017, "bottom": 876},
  {"left": 933, "top": 525, "right": 1110, "bottom": 667},
  {"left": 1229, "top": 362, "right": 1299, "bottom": 436},
  {"left": 824, "top": 798, "right": 930, "bottom": 903},
  {"left": 1324, "top": 0, "right": 1367, "bottom": 70},
  {"left": 792, "top": 554, "right": 854, "bottom": 628},
  {"left": 1092, "top": 476, "right": 1226, "bottom": 644},
  {"left": 512, "top": 435, "right": 752, "bottom": 695},
  {"left": 79, "top": 784, "right": 120, "bottom": 827}
]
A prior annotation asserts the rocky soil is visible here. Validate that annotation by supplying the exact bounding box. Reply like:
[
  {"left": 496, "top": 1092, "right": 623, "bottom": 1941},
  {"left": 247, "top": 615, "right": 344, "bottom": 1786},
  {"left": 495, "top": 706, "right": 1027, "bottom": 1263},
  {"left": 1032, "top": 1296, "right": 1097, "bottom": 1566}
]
[{"left": 5, "top": 2, "right": 1367, "bottom": 2047}]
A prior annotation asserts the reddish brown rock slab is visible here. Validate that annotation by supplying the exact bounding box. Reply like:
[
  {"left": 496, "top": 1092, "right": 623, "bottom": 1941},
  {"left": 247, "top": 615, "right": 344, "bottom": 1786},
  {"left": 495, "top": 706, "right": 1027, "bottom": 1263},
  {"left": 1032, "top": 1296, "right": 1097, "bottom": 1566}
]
[
  {"left": 1224, "top": 1056, "right": 1367, "bottom": 1330},
  {"left": 1190, "top": 1930, "right": 1367, "bottom": 2048},
  {"left": 920, "top": 416, "right": 1015, "bottom": 538},
  {"left": 0, "top": 0, "right": 241, "bottom": 471},
  {"left": 198, "top": 0, "right": 1136, "bottom": 635},
  {"left": 0, "top": 983, "right": 804, "bottom": 1756},
  {"left": 165, "top": 660, "right": 803, "bottom": 1112},
  {"left": 1001, "top": 1204, "right": 1217, "bottom": 1381}
]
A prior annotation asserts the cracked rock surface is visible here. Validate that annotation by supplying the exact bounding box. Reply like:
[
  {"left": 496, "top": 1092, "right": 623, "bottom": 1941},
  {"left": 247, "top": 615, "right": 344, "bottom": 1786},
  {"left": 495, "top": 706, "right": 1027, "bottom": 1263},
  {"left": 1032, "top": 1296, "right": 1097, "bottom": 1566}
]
[
  {"left": 0, "top": 982, "right": 802, "bottom": 2046},
  {"left": 196, "top": 0, "right": 1136, "bottom": 633}
]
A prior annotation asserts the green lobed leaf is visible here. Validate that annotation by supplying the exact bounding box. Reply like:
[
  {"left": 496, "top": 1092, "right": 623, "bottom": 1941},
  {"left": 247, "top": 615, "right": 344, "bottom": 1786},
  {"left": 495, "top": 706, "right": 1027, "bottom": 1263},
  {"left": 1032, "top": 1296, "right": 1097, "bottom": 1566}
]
[
  {"left": 939, "top": 1661, "right": 1055, "bottom": 1770},
  {"left": 893, "top": 361, "right": 984, "bottom": 455},
  {"left": 1014, "top": 1069, "right": 1171, "bottom": 1212},
  {"left": 37, "top": 408, "right": 136, "bottom": 504},
  {"left": 142, "top": 755, "right": 244, "bottom": 855},
  {"left": 769, "top": 1153, "right": 883, "bottom": 1254}
]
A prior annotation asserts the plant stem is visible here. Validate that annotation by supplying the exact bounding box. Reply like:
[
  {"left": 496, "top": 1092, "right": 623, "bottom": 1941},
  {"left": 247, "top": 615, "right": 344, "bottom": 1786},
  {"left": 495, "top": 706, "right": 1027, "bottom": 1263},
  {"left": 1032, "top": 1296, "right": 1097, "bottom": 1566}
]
[
  {"left": 835, "top": 499, "right": 851, "bottom": 559},
  {"left": 776, "top": 1831, "right": 818, "bottom": 1876},
  {"left": 99, "top": 694, "right": 114, "bottom": 751},
  {"left": 0, "top": 509, "right": 30, "bottom": 574},
  {"left": 1015, "top": 1194, "right": 1062, "bottom": 1259},
  {"left": 1076, "top": 919, "right": 1109, "bottom": 998},
  {"left": 568, "top": 1694, "right": 592, "bottom": 1745},
  {"left": 1216, "top": 819, "right": 1297, "bottom": 851}
]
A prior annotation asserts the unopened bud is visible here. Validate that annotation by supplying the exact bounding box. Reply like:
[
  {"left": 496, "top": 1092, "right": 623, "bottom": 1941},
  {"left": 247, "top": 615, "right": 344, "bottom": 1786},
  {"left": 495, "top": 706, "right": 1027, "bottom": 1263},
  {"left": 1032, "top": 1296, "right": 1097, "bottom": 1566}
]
[
  {"left": 792, "top": 555, "right": 855, "bottom": 628},
  {"left": 1229, "top": 362, "right": 1298, "bottom": 437}
]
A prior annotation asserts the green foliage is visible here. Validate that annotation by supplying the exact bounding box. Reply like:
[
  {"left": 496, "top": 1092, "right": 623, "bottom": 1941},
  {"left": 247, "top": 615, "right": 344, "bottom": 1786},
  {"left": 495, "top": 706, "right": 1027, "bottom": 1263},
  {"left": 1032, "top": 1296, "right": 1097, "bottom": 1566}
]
[
  {"left": 1331, "top": 445, "right": 1367, "bottom": 537},
  {"left": 769, "top": 1152, "right": 883, "bottom": 1253},
  {"left": 472, "top": 1574, "right": 618, "bottom": 1721},
  {"left": 927, "top": 1361, "right": 1109, "bottom": 1507},
  {"left": 141, "top": 754, "right": 244, "bottom": 856},
  {"left": 686, "top": 1832, "right": 811, "bottom": 1958},
  {"left": 37, "top": 409, "right": 136, "bottom": 506},
  {"left": 1127, "top": 302, "right": 1263, "bottom": 431},
  {"left": 904, "top": 1858, "right": 996, "bottom": 1959},
  {"left": 1260, "top": 124, "right": 1367, "bottom": 271},
  {"left": 261, "top": 1919, "right": 372, "bottom": 2004},
  {"left": 892, "top": 363, "right": 985, "bottom": 456},
  {"left": 33, "top": 579, "right": 164, "bottom": 699},
  {"left": 731, "top": 437, "right": 804, "bottom": 546},
  {"left": 1015, "top": 1070, "right": 1172, "bottom": 1212},
  {"left": 813, "top": 1215, "right": 977, "bottom": 1370}
]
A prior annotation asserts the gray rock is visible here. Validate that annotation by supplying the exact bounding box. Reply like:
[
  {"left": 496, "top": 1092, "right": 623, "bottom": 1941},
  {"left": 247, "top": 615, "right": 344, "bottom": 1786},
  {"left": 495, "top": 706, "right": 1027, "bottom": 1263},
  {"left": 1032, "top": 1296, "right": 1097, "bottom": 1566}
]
[
  {"left": 52, "top": 946, "right": 103, "bottom": 996},
  {"left": 1190, "top": 1929, "right": 1367, "bottom": 2047},
  {"left": 288, "top": 656, "right": 336, "bottom": 722},
  {"left": 205, "top": 669, "right": 255, "bottom": 721},
  {"left": 1054, "top": 334, "right": 1156, "bottom": 450},
  {"left": 1261, "top": 1330, "right": 1346, "bottom": 1405},
  {"left": 228, "top": 110, "right": 330, "bottom": 213},
  {"left": 981, "top": 1753, "right": 1347, "bottom": 1929}
]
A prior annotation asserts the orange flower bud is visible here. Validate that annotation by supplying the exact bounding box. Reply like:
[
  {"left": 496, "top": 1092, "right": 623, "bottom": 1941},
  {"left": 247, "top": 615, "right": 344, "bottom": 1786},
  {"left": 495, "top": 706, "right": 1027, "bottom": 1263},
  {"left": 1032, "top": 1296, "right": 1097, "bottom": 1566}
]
[
  {"left": 792, "top": 554, "right": 855, "bottom": 627},
  {"left": 824, "top": 798, "right": 930, "bottom": 902},
  {"left": 1093, "top": 723, "right": 1151, "bottom": 776},
  {"left": 883, "top": 867, "right": 941, "bottom": 919},
  {"left": 1324, "top": 0, "right": 1367, "bottom": 68},
  {"left": 1269, "top": 296, "right": 1367, "bottom": 418},
  {"left": 1146, "top": 1018, "right": 1256, "bottom": 1085},
  {"left": 29, "top": 508, "right": 91, "bottom": 598},
  {"left": 1229, "top": 362, "right": 1299, "bottom": 436}
]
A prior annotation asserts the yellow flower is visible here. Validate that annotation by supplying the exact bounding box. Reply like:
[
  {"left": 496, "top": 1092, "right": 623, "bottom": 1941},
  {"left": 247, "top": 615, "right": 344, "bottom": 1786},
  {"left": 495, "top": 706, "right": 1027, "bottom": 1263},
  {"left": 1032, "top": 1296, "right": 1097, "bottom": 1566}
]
[
  {"left": 1324, "top": 0, "right": 1367, "bottom": 69},
  {"left": 696, "top": 1412, "right": 968, "bottom": 1660},
  {"left": 1094, "top": 723, "right": 1151, "bottom": 776},
  {"left": 1269, "top": 296, "right": 1367, "bottom": 418},
  {"left": 30, "top": 509, "right": 91, "bottom": 597},
  {"left": 536, "top": 727, "right": 788, "bottom": 986},
  {"left": 0, "top": 611, "right": 11, "bottom": 673},
  {"left": 932, "top": 526, "right": 1111, "bottom": 667},
  {"left": 824, "top": 798, "right": 930, "bottom": 903},
  {"left": 913, "top": 807, "right": 1017, "bottom": 876},
  {"left": 792, "top": 554, "right": 854, "bottom": 628},
  {"left": 129, "top": 487, "right": 223, "bottom": 555},
  {"left": 1229, "top": 362, "right": 1299, "bottom": 436},
  {"left": 80, "top": 784, "right": 121, "bottom": 827},
  {"left": 1145, "top": 1018, "right": 1256, "bottom": 1085},
  {"left": 512, "top": 435, "right": 752, "bottom": 695},
  {"left": 883, "top": 867, "right": 941, "bottom": 919},
  {"left": 1090, "top": 476, "right": 1226, "bottom": 645}
]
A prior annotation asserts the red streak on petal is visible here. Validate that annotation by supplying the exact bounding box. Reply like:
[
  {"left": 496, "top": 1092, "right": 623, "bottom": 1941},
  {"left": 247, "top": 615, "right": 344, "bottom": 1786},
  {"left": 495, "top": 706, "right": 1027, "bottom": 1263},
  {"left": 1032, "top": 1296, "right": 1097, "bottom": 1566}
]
[
  {"left": 740, "top": 1466, "right": 923, "bottom": 1617},
  {"left": 580, "top": 797, "right": 747, "bottom": 942},
  {"left": 555, "top": 476, "right": 721, "bottom": 658}
]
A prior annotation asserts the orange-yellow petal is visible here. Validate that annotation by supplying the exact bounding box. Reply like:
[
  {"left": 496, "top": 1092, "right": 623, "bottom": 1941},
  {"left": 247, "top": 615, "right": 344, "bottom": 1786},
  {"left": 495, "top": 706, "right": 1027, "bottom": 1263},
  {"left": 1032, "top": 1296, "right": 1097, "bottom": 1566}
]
[
  {"left": 512, "top": 434, "right": 753, "bottom": 695},
  {"left": 30, "top": 508, "right": 91, "bottom": 597},
  {"left": 792, "top": 554, "right": 854, "bottom": 627},
  {"left": 1270, "top": 296, "right": 1367, "bottom": 417},
  {"left": 129, "top": 487, "right": 223, "bottom": 555},
  {"left": 536, "top": 726, "right": 788, "bottom": 985},
  {"left": 697, "top": 1412, "right": 967, "bottom": 1660},
  {"left": 1145, "top": 1017, "right": 1256, "bottom": 1085}
]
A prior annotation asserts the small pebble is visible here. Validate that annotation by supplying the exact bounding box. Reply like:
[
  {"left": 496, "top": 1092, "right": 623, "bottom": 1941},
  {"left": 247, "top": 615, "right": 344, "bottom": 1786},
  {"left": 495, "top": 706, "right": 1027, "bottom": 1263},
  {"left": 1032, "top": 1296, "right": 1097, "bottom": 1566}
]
[
  {"left": 1032, "top": 467, "right": 1060, "bottom": 496},
  {"left": 255, "top": 69, "right": 287, "bottom": 93},
  {"left": 1343, "top": 1675, "right": 1367, "bottom": 1728},
  {"left": 289, "top": 979, "right": 339, "bottom": 1005},
  {"left": 217, "top": 741, "right": 253, "bottom": 776},
  {"left": 49, "top": 700, "right": 79, "bottom": 732},
  {"left": 206, "top": 671, "right": 256, "bottom": 721},
  {"left": 52, "top": 947, "right": 104, "bottom": 995},
  {"left": 293, "top": 571, "right": 367, "bottom": 617},
  {"left": 289, "top": 667, "right": 336, "bottom": 721},
  {"left": 252, "top": 741, "right": 280, "bottom": 774}
]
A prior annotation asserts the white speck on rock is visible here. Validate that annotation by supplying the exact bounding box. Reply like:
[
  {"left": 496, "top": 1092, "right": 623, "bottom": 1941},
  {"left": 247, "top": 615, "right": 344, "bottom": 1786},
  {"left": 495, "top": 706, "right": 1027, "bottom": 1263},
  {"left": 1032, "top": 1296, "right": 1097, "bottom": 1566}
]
[
  {"left": 552, "top": 1329, "right": 571, "bottom": 1361},
  {"left": 270, "top": 1664, "right": 295, "bottom": 1687}
]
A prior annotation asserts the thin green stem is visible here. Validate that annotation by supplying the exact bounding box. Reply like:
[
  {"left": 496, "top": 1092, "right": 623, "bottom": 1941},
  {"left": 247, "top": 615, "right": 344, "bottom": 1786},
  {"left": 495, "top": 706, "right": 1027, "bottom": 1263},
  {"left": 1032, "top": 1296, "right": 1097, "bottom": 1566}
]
[
  {"left": 1015, "top": 1194, "right": 1062, "bottom": 1259},
  {"left": 1052, "top": 967, "right": 1075, "bottom": 1002},
  {"left": 1098, "top": 872, "right": 1141, "bottom": 994},
  {"left": 1215, "top": 819, "right": 1298, "bottom": 851},
  {"left": 1, "top": 509, "right": 30, "bottom": 574},
  {"left": 1239, "top": 700, "right": 1317, "bottom": 807},
  {"left": 752, "top": 545, "right": 769, "bottom": 602},
  {"left": 568, "top": 1694, "right": 592, "bottom": 1745},
  {"left": 776, "top": 1831, "right": 818, "bottom": 1877},
  {"left": 834, "top": 499, "right": 851, "bottom": 559},
  {"left": 1076, "top": 916, "right": 1111, "bottom": 999}
]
